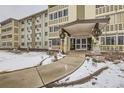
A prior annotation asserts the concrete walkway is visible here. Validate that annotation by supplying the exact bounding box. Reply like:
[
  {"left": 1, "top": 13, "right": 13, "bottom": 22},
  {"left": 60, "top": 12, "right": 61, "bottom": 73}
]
[{"left": 0, "top": 55, "right": 85, "bottom": 88}]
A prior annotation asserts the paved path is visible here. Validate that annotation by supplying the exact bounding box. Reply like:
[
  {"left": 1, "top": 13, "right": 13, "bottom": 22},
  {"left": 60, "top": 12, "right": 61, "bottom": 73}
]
[{"left": 0, "top": 55, "right": 85, "bottom": 88}]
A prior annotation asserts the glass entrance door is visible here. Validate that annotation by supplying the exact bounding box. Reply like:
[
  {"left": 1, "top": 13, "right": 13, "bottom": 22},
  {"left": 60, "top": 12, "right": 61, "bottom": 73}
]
[{"left": 75, "top": 38, "right": 87, "bottom": 50}]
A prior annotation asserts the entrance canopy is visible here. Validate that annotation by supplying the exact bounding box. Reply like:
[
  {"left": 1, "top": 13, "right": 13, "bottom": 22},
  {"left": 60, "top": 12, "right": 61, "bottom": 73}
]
[{"left": 60, "top": 18, "right": 110, "bottom": 37}]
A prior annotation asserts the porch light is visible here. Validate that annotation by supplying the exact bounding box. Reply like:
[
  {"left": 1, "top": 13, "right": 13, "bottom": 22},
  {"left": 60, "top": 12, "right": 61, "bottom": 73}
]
[{"left": 60, "top": 31, "right": 65, "bottom": 39}]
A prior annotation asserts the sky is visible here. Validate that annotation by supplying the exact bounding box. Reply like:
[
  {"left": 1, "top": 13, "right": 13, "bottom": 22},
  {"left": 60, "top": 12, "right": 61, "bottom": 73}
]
[{"left": 0, "top": 5, "right": 48, "bottom": 22}]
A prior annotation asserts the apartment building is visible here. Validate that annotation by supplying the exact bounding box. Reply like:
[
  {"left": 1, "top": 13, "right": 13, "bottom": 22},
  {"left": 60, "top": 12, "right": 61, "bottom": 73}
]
[
  {"left": 19, "top": 10, "right": 48, "bottom": 49},
  {"left": 48, "top": 5, "right": 96, "bottom": 50},
  {"left": 0, "top": 25, "right": 1, "bottom": 48},
  {"left": 0, "top": 18, "right": 19, "bottom": 49},
  {"left": 96, "top": 5, "right": 124, "bottom": 52}
]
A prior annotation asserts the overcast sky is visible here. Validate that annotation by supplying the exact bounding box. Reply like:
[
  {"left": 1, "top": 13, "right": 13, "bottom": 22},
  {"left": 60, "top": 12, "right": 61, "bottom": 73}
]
[{"left": 0, "top": 5, "right": 48, "bottom": 22}]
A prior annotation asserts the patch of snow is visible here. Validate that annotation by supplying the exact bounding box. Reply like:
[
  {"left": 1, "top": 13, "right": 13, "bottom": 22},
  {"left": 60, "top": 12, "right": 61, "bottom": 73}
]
[
  {"left": 42, "top": 56, "right": 53, "bottom": 65},
  {"left": 57, "top": 58, "right": 107, "bottom": 83},
  {"left": 57, "top": 52, "right": 66, "bottom": 60},
  {"left": 0, "top": 50, "right": 66, "bottom": 72},
  {"left": 0, "top": 51, "right": 49, "bottom": 72},
  {"left": 58, "top": 58, "right": 124, "bottom": 88}
]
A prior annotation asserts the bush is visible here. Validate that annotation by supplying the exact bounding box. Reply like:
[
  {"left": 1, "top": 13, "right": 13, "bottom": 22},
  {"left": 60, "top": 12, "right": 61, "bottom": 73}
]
[
  {"left": 47, "top": 51, "right": 54, "bottom": 56},
  {"left": 92, "top": 58, "right": 100, "bottom": 63}
]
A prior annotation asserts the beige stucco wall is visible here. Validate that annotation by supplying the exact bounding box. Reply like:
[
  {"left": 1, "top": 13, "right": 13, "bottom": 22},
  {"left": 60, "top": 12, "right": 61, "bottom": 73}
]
[
  {"left": 85, "top": 5, "right": 95, "bottom": 19},
  {"left": 77, "top": 5, "right": 85, "bottom": 20},
  {"left": 68, "top": 5, "right": 77, "bottom": 22},
  {"left": 0, "top": 25, "right": 1, "bottom": 48}
]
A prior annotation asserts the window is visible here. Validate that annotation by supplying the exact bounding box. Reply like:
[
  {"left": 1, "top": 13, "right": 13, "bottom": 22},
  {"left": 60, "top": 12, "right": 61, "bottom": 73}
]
[
  {"left": 63, "top": 9, "right": 68, "bottom": 16},
  {"left": 54, "top": 12, "right": 58, "bottom": 19},
  {"left": 1, "top": 36, "right": 6, "bottom": 39},
  {"left": 45, "top": 32, "right": 48, "bottom": 36},
  {"left": 7, "top": 42, "right": 12, "bottom": 46},
  {"left": 106, "top": 6, "right": 109, "bottom": 12},
  {"left": 35, "top": 25, "right": 37, "bottom": 28},
  {"left": 114, "top": 5, "right": 118, "bottom": 10},
  {"left": 27, "top": 19, "right": 32, "bottom": 23},
  {"left": 21, "top": 21, "right": 24, "bottom": 24},
  {"left": 58, "top": 11, "right": 63, "bottom": 17},
  {"left": 14, "top": 42, "right": 18, "bottom": 47},
  {"left": 119, "top": 5, "right": 123, "bottom": 10},
  {"left": 6, "top": 27, "right": 12, "bottom": 31},
  {"left": 21, "top": 42, "right": 25, "bottom": 46},
  {"left": 49, "top": 14, "right": 53, "bottom": 20},
  {"left": 14, "top": 21, "right": 18, "bottom": 26},
  {"left": 110, "top": 5, "right": 113, "bottom": 11},
  {"left": 21, "top": 28, "right": 24, "bottom": 32},
  {"left": 96, "top": 5, "right": 104, "bottom": 8},
  {"left": 39, "top": 42, "right": 41, "bottom": 45},
  {"left": 39, "top": 33, "right": 41, "bottom": 36},
  {"left": 2, "top": 42, "right": 6, "bottom": 46},
  {"left": 45, "top": 41, "right": 48, "bottom": 46},
  {"left": 54, "top": 26, "right": 59, "bottom": 32},
  {"left": 38, "top": 24, "right": 41, "bottom": 28},
  {"left": 37, "top": 20, "right": 39, "bottom": 23},
  {"left": 96, "top": 9, "right": 98, "bottom": 15},
  {"left": 37, "top": 37, "right": 39, "bottom": 40},
  {"left": 45, "top": 22, "right": 48, "bottom": 27},
  {"left": 110, "top": 25, "right": 114, "bottom": 31},
  {"left": 8, "top": 35, "right": 12, "bottom": 38},
  {"left": 115, "top": 24, "right": 118, "bottom": 31},
  {"left": 45, "top": 13, "right": 47, "bottom": 17},
  {"left": 106, "top": 25, "right": 109, "bottom": 31},
  {"left": 118, "top": 36, "right": 124, "bottom": 45},
  {"left": 106, "top": 36, "right": 116, "bottom": 45},
  {"left": 119, "top": 24, "right": 122, "bottom": 30},
  {"left": 49, "top": 27, "right": 53, "bottom": 32},
  {"left": 103, "top": 7, "right": 105, "bottom": 13},
  {"left": 101, "top": 37, "right": 105, "bottom": 45},
  {"left": 99, "top": 8, "right": 102, "bottom": 14},
  {"left": 51, "top": 39, "right": 60, "bottom": 45},
  {"left": 14, "top": 28, "right": 18, "bottom": 33},
  {"left": 120, "top": 12, "right": 124, "bottom": 23},
  {"left": 37, "top": 29, "right": 39, "bottom": 31},
  {"left": 21, "top": 35, "right": 24, "bottom": 38}
]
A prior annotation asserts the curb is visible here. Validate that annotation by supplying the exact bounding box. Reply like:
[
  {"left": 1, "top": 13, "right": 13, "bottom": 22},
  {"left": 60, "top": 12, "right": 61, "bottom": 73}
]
[{"left": 48, "top": 66, "right": 108, "bottom": 87}]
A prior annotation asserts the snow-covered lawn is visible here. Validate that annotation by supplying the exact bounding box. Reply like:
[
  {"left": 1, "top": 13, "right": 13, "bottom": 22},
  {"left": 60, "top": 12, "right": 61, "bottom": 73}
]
[
  {"left": 0, "top": 50, "right": 51, "bottom": 72},
  {"left": 56, "top": 57, "right": 124, "bottom": 88},
  {"left": 77, "top": 62, "right": 124, "bottom": 88},
  {"left": 57, "top": 58, "right": 107, "bottom": 83},
  {"left": 0, "top": 50, "right": 66, "bottom": 73}
]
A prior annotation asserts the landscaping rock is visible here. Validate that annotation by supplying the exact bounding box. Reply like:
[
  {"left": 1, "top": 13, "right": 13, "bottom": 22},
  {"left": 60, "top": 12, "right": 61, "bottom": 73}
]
[
  {"left": 122, "top": 58, "right": 124, "bottom": 62},
  {"left": 113, "top": 60, "right": 121, "bottom": 64},
  {"left": 92, "top": 82, "right": 96, "bottom": 85},
  {"left": 92, "top": 56, "right": 105, "bottom": 63},
  {"left": 86, "top": 56, "right": 90, "bottom": 61}
]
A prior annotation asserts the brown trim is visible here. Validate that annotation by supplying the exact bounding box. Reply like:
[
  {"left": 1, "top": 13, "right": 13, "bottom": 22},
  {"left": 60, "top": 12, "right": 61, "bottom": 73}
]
[
  {"left": 60, "top": 18, "right": 110, "bottom": 28},
  {"left": 61, "top": 28, "right": 71, "bottom": 37}
]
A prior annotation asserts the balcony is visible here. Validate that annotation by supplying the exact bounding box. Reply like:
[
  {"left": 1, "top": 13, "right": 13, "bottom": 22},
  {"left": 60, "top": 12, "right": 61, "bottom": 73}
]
[{"left": 100, "top": 45, "right": 124, "bottom": 52}]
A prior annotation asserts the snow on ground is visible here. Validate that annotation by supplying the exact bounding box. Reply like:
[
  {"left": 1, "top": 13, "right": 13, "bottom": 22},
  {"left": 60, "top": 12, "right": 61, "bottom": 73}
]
[
  {"left": 0, "top": 50, "right": 66, "bottom": 73},
  {"left": 42, "top": 52, "right": 66, "bottom": 65},
  {"left": 57, "top": 58, "right": 124, "bottom": 88},
  {"left": 0, "top": 50, "right": 50, "bottom": 72},
  {"left": 57, "top": 58, "right": 107, "bottom": 83},
  {"left": 76, "top": 62, "right": 124, "bottom": 88}
]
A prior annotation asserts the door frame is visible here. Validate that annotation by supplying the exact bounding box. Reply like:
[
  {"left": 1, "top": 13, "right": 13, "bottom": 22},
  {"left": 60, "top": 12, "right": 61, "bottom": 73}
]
[{"left": 75, "top": 38, "right": 87, "bottom": 50}]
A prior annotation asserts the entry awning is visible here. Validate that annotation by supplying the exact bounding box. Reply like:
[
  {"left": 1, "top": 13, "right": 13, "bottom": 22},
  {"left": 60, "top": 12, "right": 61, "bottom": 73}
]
[{"left": 60, "top": 18, "right": 110, "bottom": 37}]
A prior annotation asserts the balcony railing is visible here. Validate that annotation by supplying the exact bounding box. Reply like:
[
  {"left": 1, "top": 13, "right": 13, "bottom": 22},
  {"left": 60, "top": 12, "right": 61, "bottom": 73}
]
[{"left": 100, "top": 45, "right": 124, "bottom": 52}]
